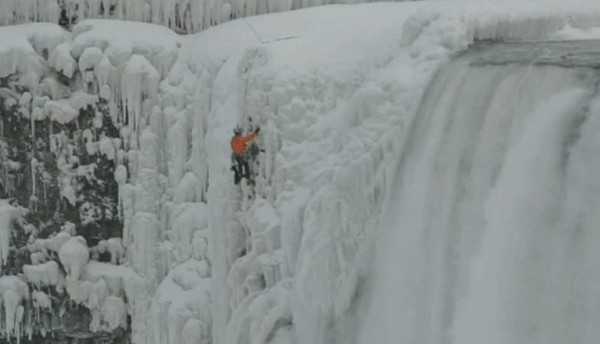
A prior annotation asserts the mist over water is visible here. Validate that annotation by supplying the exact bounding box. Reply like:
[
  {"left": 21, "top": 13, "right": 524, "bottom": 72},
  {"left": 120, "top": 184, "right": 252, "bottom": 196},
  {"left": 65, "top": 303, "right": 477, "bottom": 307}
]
[{"left": 359, "top": 41, "right": 600, "bottom": 344}]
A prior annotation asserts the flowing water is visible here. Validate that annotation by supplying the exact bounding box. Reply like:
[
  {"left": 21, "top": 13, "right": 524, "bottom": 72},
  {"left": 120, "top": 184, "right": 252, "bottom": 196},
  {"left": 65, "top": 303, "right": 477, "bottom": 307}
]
[{"left": 360, "top": 40, "right": 600, "bottom": 344}]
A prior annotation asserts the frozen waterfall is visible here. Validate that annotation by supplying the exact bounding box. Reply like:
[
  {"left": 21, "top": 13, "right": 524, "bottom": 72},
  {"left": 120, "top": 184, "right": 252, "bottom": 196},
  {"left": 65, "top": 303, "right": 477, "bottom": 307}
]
[{"left": 360, "top": 40, "right": 600, "bottom": 344}]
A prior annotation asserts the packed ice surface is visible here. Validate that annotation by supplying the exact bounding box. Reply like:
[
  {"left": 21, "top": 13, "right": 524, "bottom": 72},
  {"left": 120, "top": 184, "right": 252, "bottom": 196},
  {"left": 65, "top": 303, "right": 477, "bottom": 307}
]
[
  {"left": 4, "top": 0, "right": 600, "bottom": 343},
  {"left": 1, "top": 0, "right": 450, "bottom": 34}
]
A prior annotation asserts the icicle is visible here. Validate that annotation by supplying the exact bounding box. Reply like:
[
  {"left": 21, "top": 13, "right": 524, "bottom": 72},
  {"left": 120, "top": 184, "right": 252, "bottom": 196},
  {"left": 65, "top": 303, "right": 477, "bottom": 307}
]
[
  {"left": 121, "top": 55, "right": 160, "bottom": 140},
  {"left": 166, "top": 112, "right": 188, "bottom": 188},
  {"left": 0, "top": 201, "right": 21, "bottom": 270},
  {"left": 88, "top": 279, "right": 108, "bottom": 332},
  {"left": 15, "top": 305, "right": 23, "bottom": 344},
  {"left": 182, "top": 318, "right": 204, "bottom": 344},
  {"left": 102, "top": 296, "right": 127, "bottom": 330},
  {"left": 31, "top": 291, "right": 51, "bottom": 321},
  {"left": 4, "top": 289, "right": 19, "bottom": 338}
]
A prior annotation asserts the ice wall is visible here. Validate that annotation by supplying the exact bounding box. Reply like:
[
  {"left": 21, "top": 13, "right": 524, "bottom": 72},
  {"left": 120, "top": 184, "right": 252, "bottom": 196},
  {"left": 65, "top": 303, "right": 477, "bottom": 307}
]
[{"left": 191, "top": 3, "right": 600, "bottom": 344}]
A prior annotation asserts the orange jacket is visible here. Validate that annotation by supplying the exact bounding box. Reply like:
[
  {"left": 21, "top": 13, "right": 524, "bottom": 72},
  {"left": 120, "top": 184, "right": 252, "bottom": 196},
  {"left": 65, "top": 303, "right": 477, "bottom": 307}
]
[{"left": 231, "top": 131, "right": 257, "bottom": 155}]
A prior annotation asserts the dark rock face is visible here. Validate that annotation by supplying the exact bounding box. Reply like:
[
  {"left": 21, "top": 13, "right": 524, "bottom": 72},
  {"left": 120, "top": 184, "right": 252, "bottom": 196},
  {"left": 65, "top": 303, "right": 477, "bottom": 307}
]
[
  {"left": 0, "top": 37, "right": 128, "bottom": 344},
  {"left": 0, "top": 88, "right": 122, "bottom": 243}
]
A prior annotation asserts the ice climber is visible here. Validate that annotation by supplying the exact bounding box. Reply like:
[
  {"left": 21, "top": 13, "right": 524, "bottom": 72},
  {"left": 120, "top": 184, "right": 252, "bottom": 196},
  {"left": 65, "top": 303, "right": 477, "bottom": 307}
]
[{"left": 231, "top": 125, "right": 260, "bottom": 184}]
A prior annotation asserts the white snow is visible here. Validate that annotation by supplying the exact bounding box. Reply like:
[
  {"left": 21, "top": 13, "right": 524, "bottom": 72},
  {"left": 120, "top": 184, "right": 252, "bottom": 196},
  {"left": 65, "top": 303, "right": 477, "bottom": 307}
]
[{"left": 71, "top": 19, "right": 180, "bottom": 73}]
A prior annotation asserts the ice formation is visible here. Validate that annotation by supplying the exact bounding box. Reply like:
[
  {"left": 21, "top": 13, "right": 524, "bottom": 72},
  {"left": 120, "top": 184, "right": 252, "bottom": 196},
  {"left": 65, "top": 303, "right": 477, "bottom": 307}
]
[
  {"left": 97, "top": 238, "right": 126, "bottom": 264},
  {"left": 0, "top": 276, "right": 29, "bottom": 342},
  {"left": 181, "top": 3, "right": 600, "bottom": 344},
  {"left": 59, "top": 236, "right": 90, "bottom": 280},
  {"left": 32, "top": 291, "right": 52, "bottom": 315},
  {"left": 148, "top": 259, "right": 212, "bottom": 344},
  {"left": 0, "top": 201, "right": 21, "bottom": 270},
  {"left": 2, "top": 1, "right": 600, "bottom": 343},
  {"left": 29, "top": 231, "right": 71, "bottom": 254},
  {"left": 23, "top": 261, "right": 62, "bottom": 289}
]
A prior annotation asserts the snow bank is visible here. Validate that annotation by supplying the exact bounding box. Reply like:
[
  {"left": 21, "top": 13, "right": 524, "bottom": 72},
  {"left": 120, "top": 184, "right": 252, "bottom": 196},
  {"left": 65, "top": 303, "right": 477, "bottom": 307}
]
[
  {"left": 0, "top": 23, "right": 67, "bottom": 81},
  {"left": 72, "top": 20, "right": 180, "bottom": 75}
]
